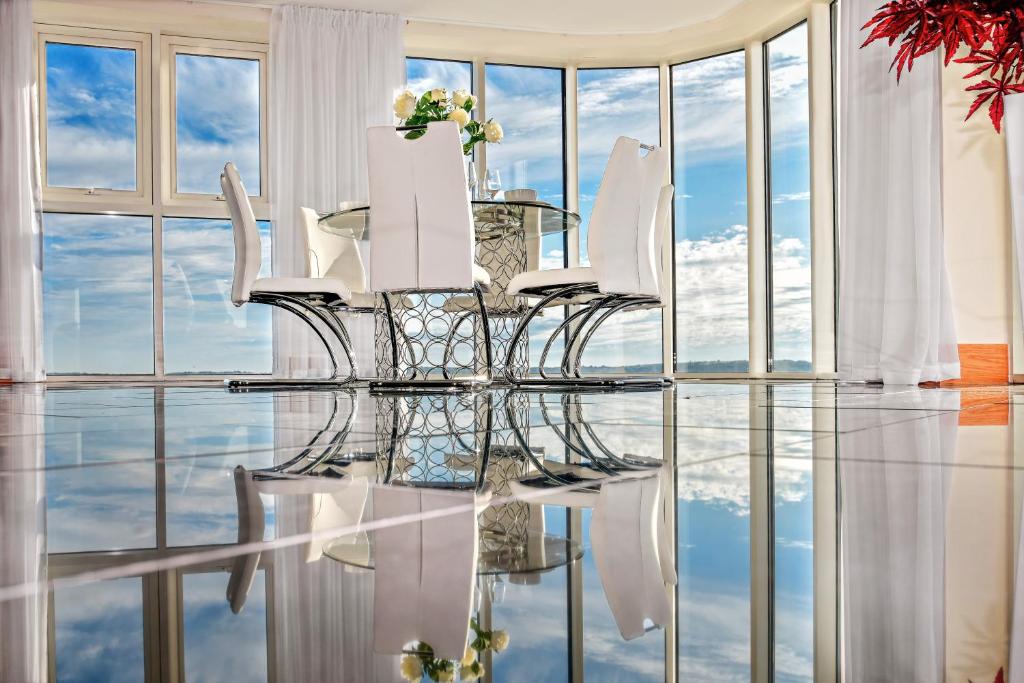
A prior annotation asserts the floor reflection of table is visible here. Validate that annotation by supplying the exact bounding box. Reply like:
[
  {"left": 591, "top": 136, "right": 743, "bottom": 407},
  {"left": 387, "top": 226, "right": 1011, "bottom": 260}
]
[
  {"left": 322, "top": 528, "right": 582, "bottom": 575},
  {"left": 318, "top": 201, "right": 581, "bottom": 381}
]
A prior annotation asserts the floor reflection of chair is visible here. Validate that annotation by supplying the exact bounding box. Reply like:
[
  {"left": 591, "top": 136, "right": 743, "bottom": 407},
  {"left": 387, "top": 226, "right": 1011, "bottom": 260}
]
[
  {"left": 372, "top": 485, "right": 493, "bottom": 660},
  {"left": 506, "top": 390, "right": 675, "bottom": 638},
  {"left": 227, "top": 391, "right": 371, "bottom": 613}
]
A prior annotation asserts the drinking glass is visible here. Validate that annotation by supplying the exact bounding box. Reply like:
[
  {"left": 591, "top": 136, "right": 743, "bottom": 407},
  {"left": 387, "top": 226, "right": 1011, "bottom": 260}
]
[{"left": 485, "top": 169, "right": 502, "bottom": 199}]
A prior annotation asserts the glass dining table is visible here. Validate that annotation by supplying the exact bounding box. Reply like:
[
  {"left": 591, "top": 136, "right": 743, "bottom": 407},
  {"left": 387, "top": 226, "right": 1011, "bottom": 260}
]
[{"left": 318, "top": 200, "right": 581, "bottom": 381}]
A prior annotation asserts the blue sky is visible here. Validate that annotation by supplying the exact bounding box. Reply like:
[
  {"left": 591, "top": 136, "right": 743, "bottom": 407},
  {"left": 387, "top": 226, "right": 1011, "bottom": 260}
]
[{"left": 43, "top": 48, "right": 811, "bottom": 374}]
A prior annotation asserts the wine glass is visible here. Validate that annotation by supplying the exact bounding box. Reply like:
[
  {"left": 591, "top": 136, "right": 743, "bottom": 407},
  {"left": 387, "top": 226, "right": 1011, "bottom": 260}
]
[{"left": 485, "top": 169, "right": 502, "bottom": 199}]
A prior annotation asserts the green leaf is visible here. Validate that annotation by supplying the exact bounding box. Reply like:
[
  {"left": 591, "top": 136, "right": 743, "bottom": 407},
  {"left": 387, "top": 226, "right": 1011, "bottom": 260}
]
[{"left": 463, "top": 101, "right": 474, "bottom": 113}]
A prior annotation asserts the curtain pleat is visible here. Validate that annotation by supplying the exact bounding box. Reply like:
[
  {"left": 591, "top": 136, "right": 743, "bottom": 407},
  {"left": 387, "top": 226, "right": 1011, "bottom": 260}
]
[
  {"left": 0, "top": 0, "right": 44, "bottom": 383},
  {"left": 269, "top": 6, "right": 404, "bottom": 378},
  {"left": 837, "top": 0, "right": 960, "bottom": 384}
]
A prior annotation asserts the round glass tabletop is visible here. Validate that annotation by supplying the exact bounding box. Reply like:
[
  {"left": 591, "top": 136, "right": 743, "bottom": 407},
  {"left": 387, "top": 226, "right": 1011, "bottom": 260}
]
[
  {"left": 323, "top": 528, "right": 583, "bottom": 575},
  {"left": 318, "top": 199, "right": 581, "bottom": 241}
]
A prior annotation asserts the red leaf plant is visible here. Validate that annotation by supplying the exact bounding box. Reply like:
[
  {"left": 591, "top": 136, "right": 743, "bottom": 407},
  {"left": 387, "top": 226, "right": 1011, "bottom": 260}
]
[{"left": 861, "top": 1, "right": 1024, "bottom": 132}]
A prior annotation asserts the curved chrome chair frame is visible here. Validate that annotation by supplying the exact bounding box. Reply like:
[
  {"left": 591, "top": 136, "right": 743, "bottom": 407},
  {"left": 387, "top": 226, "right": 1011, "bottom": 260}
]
[
  {"left": 227, "top": 293, "right": 367, "bottom": 390},
  {"left": 500, "top": 283, "right": 667, "bottom": 388}
]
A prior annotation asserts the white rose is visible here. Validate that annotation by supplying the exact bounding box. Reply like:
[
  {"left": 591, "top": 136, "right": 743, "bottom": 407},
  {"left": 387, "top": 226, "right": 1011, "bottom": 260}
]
[
  {"left": 429, "top": 87, "right": 447, "bottom": 103},
  {"left": 483, "top": 121, "right": 503, "bottom": 143},
  {"left": 491, "top": 629, "right": 509, "bottom": 652},
  {"left": 452, "top": 89, "right": 476, "bottom": 109},
  {"left": 393, "top": 92, "right": 417, "bottom": 120},
  {"left": 399, "top": 654, "right": 422, "bottom": 681},
  {"left": 447, "top": 108, "right": 470, "bottom": 130},
  {"left": 461, "top": 646, "right": 476, "bottom": 667},
  {"left": 435, "top": 666, "right": 455, "bottom": 682}
]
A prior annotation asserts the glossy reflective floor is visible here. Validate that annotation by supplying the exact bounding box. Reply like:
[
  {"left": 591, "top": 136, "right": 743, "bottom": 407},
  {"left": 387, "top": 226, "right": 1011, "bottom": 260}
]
[{"left": 0, "top": 381, "right": 1019, "bottom": 682}]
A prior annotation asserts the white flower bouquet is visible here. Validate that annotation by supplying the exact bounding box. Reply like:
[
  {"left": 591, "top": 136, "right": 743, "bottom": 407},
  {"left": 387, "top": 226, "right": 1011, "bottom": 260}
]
[
  {"left": 393, "top": 87, "right": 503, "bottom": 156},
  {"left": 398, "top": 618, "right": 510, "bottom": 682}
]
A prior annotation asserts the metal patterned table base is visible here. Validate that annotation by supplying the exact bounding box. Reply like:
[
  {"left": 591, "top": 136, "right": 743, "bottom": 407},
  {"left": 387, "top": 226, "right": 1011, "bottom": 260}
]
[{"left": 373, "top": 290, "right": 494, "bottom": 387}]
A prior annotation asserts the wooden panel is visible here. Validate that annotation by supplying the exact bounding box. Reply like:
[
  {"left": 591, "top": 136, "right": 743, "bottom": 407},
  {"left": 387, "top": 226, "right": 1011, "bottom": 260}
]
[
  {"left": 940, "top": 344, "right": 1009, "bottom": 387},
  {"left": 958, "top": 389, "right": 1010, "bottom": 426}
]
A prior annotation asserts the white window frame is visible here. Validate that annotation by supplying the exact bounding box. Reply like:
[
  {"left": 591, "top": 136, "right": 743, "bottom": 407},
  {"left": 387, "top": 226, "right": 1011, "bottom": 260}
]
[
  {"left": 38, "top": 27, "right": 153, "bottom": 204},
  {"left": 162, "top": 36, "right": 269, "bottom": 213},
  {"left": 37, "top": 22, "right": 271, "bottom": 381}
]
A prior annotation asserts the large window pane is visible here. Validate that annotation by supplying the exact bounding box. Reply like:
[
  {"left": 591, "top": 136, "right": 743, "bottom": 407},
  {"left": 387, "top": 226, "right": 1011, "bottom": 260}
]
[
  {"left": 576, "top": 68, "right": 662, "bottom": 374},
  {"left": 767, "top": 24, "right": 812, "bottom": 371},
  {"left": 43, "top": 213, "right": 154, "bottom": 374},
  {"left": 672, "top": 52, "right": 749, "bottom": 373},
  {"left": 45, "top": 42, "right": 137, "bottom": 191},
  {"left": 406, "top": 57, "right": 473, "bottom": 95},
  {"left": 54, "top": 578, "right": 145, "bottom": 683},
  {"left": 484, "top": 64, "right": 565, "bottom": 207},
  {"left": 163, "top": 218, "right": 272, "bottom": 374},
  {"left": 485, "top": 64, "right": 566, "bottom": 373},
  {"left": 175, "top": 53, "right": 261, "bottom": 195},
  {"left": 183, "top": 572, "right": 268, "bottom": 681}
]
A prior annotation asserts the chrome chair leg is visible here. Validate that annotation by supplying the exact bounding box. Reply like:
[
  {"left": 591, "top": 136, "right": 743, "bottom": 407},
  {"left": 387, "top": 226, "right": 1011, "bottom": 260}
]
[
  {"left": 536, "top": 304, "right": 603, "bottom": 379},
  {"left": 559, "top": 295, "right": 625, "bottom": 379},
  {"left": 473, "top": 283, "right": 494, "bottom": 381},
  {"left": 502, "top": 283, "right": 598, "bottom": 384},
  {"left": 567, "top": 297, "right": 641, "bottom": 379}
]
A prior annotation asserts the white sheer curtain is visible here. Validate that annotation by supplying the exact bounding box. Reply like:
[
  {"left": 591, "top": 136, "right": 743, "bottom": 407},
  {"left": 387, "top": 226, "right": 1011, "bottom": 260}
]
[
  {"left": 0, "top": 0, "right": 44, "bottom": 383},
  {"left": 838, "top": 0, "right": 960, "bottom": 385},
  {"left": 270, "top": 6, "right": 404, "bottom": 378},
  {"left": 840, "top": 394, "right": 959, "bottom": 681},
  {"left": 0, "top": 388, "right": 48, "bottom": 681}
]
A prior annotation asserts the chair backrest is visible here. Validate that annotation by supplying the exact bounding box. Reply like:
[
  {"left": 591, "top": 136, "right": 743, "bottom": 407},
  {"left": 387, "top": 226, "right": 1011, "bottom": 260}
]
[
  {"left": 372, "top": 485, "right": 488, "bottom": 660},
  {"left": 301, "top": 207, "right": 367, "bottom": 293},
  {"left": 222, "top": 162, "right": 262, "bottom": 305},
  {"left": 587, "top": 138, "right": 669, "bottom": 296},
  {"left": 653, "top": 184, "right": 675, "bottom": 301},
  {"left": 366, "top": 121, "right": 475, "bottom": 292},
  {"left": 590, "top": 469, "right": 675, "bottom": 640}
]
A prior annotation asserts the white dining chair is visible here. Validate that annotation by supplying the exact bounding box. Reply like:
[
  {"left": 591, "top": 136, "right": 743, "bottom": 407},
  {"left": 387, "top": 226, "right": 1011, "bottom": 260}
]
[
  {"left": 372, "top": 484, "right": 493, "bottom": 660},
  {"left": 366, "top": 121, "right": 493, "bottom": 387},
  {"left": 221, "top": 162, "right": 358, "bottom": 387},
  {"left": 501, "top": 137, "right": 671, "bottom": 386},
  {"left": 509, "top": 465, "right": 675, "bottom": 639}
]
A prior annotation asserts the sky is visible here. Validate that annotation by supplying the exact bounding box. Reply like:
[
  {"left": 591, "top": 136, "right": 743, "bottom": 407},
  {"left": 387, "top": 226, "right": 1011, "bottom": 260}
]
[{"left": 42, "top": 47, "right": 811, "bottom": 375}]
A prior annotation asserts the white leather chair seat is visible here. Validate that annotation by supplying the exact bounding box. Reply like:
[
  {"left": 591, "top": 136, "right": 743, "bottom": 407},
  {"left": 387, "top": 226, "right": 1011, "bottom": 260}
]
[
  {"left": 250, "top": 276, "right": 352, "bottom": 301},
  {"left": 506, "top": 266, "right": 597, "bottom": 297}
]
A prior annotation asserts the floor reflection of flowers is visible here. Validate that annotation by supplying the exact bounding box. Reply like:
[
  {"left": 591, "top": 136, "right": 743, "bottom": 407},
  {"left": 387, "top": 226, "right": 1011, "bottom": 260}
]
[{"left": 400, "top": 618, "right": 509, "bottom": 682}]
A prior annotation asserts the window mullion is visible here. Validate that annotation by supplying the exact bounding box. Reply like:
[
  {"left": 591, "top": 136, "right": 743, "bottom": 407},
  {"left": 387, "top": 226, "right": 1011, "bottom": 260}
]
[
  {"left": 152, "top": 29, "right": 166, "bottom": 378},
  {"left": 746, "top": 42, "right": 770, "bottom": 377}
]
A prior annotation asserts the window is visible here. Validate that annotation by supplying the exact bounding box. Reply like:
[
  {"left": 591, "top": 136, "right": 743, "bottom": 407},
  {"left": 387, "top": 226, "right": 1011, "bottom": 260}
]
[
  {"left": 671, "top": 53, "right": 750, "bottom": 373},
  {"left": 485, "top": 63, "right": 567, "bottom": 372},
  {"left": 577, "top": 67, "right": 663, "bottom": 373},
  {"left": 37, "top": 26, "right": 268, "bottom": 377},
  {"left": 162, "top": 218, "right": 272, "bottom": 374},
  {"left": 183, "top": 572, "right": 269, "bottom": 681},
  {"left": 43, "top": 213, "right": 154, "bottom": 375},
  {"left": 173, "top": 50, "right": 263, "bottom": 196},
  {"left": 41, "top": 34, "right": 147, "bottom": 197},
  {"left": 766, "top": 24, "right": 813, "bottom": 372}
]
